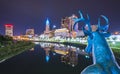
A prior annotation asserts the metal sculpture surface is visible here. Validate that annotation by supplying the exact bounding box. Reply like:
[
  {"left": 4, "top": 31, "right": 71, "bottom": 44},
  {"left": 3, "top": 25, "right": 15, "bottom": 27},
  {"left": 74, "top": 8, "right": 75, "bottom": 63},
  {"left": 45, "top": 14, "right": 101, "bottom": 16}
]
[{"left": 73, "top": 11, "right": 120, "bottom": 74}]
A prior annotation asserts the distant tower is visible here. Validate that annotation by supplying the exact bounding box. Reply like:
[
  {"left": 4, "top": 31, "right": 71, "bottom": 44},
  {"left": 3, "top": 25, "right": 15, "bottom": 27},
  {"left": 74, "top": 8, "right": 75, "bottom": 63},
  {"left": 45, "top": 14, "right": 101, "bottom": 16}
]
[
  {"left": 5, "top": 24, "right": 13, "bottom": 36},
  {"left": 44, "top": 47, "right": 50, "bottom": 62},
  {"left": 44, "top": 18, "right": 50, "bottom": 34}
]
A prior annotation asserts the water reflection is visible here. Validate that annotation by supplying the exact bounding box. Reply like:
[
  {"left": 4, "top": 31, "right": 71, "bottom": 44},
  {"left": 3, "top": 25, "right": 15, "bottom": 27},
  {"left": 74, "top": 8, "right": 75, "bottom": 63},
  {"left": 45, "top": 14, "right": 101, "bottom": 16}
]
[
  {"left": 0, "top": 42, "right": 93, "bottom": 74},
  {"left": 29, "top": 48, "right": 34, "bottom": 51},
  {"left": 39, "top": 42, "right": 90, "bottom": 67}
]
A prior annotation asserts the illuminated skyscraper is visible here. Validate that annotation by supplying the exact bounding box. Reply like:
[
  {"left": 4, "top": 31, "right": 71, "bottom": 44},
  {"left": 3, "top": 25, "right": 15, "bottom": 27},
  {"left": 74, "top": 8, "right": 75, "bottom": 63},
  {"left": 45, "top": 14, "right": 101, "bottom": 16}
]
[
  {"left": 44, "top": 19, "right": 50, "bottom": 34},
  {"left": 5, "top": 24, "right": 13, "bottom": 36},
  {"left": 44, "top": 47, "right": 50, "bottom": 62}
]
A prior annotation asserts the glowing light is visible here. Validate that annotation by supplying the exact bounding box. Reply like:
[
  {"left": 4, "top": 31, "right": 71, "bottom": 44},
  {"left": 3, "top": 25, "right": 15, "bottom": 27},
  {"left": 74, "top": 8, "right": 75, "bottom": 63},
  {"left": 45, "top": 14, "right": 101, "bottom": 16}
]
[
  {"left": 82, "top": 50, "right": 85, "bottom": 52},
  {"left": 53, "top": 25, "right": 56, "bottom": 28},
  {"left": 46, "top": 55, "right": 50, "bottom": 62},
  {"left": 115, "top": 32, "right": 119, "bottom": 35},
  {"left": 85, "top": 55, "right": 90, "bottom": 59},
  {"left": 53, "top": 53, "right": 56, "bottom": 55},
  {"left": 46, "top": 18, "right": 50, "bottom": 25},
  {"left": 66, "top": 51, "right": 69, "bottom": 54},
  {"left": 112, "top": 41, "right": 115, "bottom": 44},
  {"left": 5, "top": 24, "right": 13, "bottom": 27},
  {"left": 77, "top": 48, "right": 80, "bottom": 50},
  {"left": 72, "top": 64, "right": 75, "bottom": 67}
]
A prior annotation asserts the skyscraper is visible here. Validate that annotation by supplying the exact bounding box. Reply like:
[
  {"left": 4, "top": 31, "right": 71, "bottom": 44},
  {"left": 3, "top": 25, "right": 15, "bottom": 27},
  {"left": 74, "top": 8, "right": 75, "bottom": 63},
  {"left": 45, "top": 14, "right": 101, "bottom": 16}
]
[
  {"left": 5, "top": 24, "right": 13, "bottom": 36},
  {"left": 61, "top": 14, "right": 78, "bottom": 32},
  {"left": 44, "top": 19, "right": 50, "bottom": 34}
]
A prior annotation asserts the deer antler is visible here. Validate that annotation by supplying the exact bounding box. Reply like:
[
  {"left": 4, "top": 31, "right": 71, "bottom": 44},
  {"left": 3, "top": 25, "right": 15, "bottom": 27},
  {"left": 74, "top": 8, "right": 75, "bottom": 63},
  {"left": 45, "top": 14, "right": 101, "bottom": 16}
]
[
  {"left": 98, "top": 15, "right": 109, "bottom": 32},
  {"left": 73, "top": 11, "right": 85, "bottom": 32},
  {"left": 73, "top": 11, "right": 92, "bottom": 32},
  {"left": 73, "top": 11, "right": 84, "bottom": 23}
]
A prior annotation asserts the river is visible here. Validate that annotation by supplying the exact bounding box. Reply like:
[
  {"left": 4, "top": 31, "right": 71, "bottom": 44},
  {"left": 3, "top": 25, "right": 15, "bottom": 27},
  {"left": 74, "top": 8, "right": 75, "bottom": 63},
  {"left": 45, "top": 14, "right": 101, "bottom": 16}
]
[{"left": 0, "top": 42, "right": 119, "bottom": 74}]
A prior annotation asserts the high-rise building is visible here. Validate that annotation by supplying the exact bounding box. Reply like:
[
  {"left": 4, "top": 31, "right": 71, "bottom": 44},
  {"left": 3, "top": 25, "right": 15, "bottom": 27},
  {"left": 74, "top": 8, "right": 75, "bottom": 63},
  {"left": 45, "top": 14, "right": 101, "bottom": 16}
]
[
  {"left": 61, "top": 14, "right": 78, "bottom": 32},
  {"left": 5, "top": 24, "right": 13, "bottom": 36},
  {"left": 61, "top": 17, "right": 69, "bottom": 30},
  {"left": 26, "top": 29, "right": 34, "bottom": 35},
  {"left": 44, "top": 19, "right": 50, "bottom": 34}
]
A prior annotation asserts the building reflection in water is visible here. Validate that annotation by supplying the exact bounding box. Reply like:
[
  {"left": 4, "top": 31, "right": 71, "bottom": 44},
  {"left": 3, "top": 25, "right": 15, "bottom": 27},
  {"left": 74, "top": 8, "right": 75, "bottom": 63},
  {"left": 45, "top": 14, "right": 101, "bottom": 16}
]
[
  {"left": 40, "top": 42, "right": 90, "bottom": 67},
  {"left": 44, "top": 47, "right": 50, "bottom": 62},
  {"left": 40, "top": 43, "right": 51, "bottom": 62},
  {"left": 29, "top": 48, "right": 35, "bottom": 51},
  {"left": 61, "top": 47, "right": 78, "bottom": 67}
]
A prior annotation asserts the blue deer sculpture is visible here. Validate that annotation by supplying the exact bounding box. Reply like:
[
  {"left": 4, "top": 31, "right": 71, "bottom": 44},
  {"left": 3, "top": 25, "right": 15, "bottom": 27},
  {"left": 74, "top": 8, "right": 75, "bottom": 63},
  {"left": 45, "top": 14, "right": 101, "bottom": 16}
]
[{"left": 73, "top": 11, "right": 120, "bottom": 74}]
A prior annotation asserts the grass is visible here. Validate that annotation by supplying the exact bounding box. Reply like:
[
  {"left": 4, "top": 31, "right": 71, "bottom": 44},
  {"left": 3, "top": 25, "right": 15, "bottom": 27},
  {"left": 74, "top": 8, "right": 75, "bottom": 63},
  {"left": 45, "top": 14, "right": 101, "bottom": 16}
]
[
  {"left": 0, "top": 41, "right": 34, "bottom": 61},
  {"left": 107, "top": 42, "right": 120, "bottom": 57}
]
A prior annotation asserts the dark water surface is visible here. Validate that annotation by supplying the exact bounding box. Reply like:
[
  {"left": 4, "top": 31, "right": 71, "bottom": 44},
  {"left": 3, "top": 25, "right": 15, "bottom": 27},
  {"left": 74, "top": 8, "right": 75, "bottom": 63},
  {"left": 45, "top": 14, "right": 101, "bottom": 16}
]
[{"left": 0, "top": 42, "right": 119, "bottom": 74}]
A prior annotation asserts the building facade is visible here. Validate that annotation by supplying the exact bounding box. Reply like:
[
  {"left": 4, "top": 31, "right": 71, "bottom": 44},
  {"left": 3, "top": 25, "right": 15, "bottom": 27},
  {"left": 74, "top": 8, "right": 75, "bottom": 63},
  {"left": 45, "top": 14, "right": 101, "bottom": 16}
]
[
  {"left": 61, "top": 14, "right": 78, "bottom": 32},
  {"left": 44, "top": 19, "right": 50, "bottom": 34},
  {"left": 26, "top": 29, "right": 34, "bottom": 35},
  {"left": 54, "top": 28, "right": 69, "bottom": 37},
  {"left": 5, "top": 24, "right": 13, "bottom": 36}
]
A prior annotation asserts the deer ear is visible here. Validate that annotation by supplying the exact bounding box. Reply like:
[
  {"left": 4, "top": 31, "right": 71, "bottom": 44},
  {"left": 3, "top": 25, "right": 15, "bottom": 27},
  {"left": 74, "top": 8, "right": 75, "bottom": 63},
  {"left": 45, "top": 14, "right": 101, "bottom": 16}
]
[
  {"left": 103, "top": 25, "right": 109, "bottom": 32},
  {"left": 82, "top": 26, "right": 93, "bottom": 38},
  {"left": 102, "top": 32, "right": 111, "bottom": 37}
]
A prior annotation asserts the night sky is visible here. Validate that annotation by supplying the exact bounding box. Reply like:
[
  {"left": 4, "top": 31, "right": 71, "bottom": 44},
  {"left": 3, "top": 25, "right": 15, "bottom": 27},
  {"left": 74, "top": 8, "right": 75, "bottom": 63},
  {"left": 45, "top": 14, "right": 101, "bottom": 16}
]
[{"left": 0, "top": 0, "right": 120, "bottom": 35}]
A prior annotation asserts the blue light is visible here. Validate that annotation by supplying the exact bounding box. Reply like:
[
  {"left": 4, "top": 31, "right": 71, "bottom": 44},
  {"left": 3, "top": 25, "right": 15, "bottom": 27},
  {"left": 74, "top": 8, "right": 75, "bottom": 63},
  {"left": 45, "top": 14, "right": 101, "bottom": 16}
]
[
  {"left": 46, "top": 55, "right": 50, "bottom": 62},
  {"left": 53, "top": 25, "right": 56, "bottom": 28},
  {"left": 85, "top": 55, "right": 90, "bottom": 59},
  {"left": 53, "top": 53, "right": 56, "bottom": 55},
  {"left": 46, "top": 18, "right": 50, "bottom": 25}
]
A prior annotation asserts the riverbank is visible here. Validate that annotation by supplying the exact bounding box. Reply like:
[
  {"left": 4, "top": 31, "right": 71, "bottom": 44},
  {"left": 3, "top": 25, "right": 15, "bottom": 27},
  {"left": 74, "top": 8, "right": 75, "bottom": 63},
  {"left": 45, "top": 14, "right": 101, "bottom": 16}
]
[
  {"left": 0, "top": 41, "right": 34, "bottom": 62},
  {"left": 38, "top": 41, "right": 120, "bottom": 54},
  {"left": 37, "top": 40, "right": 120, "bottom": 58}
]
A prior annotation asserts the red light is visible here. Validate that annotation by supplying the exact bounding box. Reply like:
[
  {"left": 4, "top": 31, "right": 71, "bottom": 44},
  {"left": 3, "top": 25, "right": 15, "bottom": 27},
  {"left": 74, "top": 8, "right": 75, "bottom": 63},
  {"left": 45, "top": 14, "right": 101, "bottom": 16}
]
[{"left": 5, "top": 24, "right": 13, "bottom": 27}]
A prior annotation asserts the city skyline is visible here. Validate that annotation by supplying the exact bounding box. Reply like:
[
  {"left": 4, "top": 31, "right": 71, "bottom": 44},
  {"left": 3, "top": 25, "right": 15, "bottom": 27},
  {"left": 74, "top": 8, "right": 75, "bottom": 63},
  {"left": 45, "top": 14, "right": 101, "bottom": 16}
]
[{"left": 0, "top": 0, "right": 120, "bottom": 35}]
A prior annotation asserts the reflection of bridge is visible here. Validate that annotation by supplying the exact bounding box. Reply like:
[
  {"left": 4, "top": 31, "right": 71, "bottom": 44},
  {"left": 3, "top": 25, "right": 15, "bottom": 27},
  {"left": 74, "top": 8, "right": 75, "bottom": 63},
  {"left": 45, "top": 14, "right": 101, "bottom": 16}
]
[{"left": 38, "top": 42, "right": 90, "bottom": 67}]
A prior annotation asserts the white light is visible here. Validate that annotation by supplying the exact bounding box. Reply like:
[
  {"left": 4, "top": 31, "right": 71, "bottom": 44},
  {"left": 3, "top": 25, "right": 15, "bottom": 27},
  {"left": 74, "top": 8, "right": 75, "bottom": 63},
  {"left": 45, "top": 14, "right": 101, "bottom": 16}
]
[
  {"left": 112, "top": 41, "right": 115, "bottom": 44},
  {"left": 72, "top": 64, "right": 75, "bottom": 67},
  {"left": 82, "top": 50, "right": 85, "bottom": 52},
  {"left": 53, "top": 25, "right": 56, "bottom": 28},
  {"left": 85, "top": 55, "right": 90, "bottom": 59},
  {"left": 77, "top": 48, "right": 79, "bottom": 50}
]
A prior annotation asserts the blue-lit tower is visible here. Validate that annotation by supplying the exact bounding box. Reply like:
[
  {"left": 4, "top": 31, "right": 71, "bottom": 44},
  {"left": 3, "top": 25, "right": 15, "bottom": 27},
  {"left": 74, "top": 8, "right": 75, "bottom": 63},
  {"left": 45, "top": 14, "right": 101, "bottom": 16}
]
[
  {"left": 44, "top": 47, "right": 50, "bottom": 62},
  {"left": 44, "top": 18, "right": 50, "bottom": 34}
]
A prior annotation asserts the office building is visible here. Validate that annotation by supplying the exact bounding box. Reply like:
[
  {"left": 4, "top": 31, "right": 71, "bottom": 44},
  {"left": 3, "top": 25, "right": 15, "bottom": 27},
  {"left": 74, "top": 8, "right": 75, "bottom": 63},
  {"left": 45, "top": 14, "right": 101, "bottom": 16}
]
[{"left": 5, "top": 24, "right": 13, "bottom": 36}]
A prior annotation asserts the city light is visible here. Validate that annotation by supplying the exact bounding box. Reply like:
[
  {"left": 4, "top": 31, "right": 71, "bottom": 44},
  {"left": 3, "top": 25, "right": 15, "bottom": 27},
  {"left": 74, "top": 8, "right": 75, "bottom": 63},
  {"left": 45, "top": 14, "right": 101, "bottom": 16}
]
[
  {"left": 46, "top": 55, "right": 50, "bottom": 62},
  {"left": 53, "top": 25, "right": 56, "bottom": 28},
  {"left": 5, "top": 24, "right": 13, "bottom": 27},
  {"left": 0, "top": 0, "right": 120, "bottom": 74},
  {"left": 46, "top": 18, "right": 50, "bottom": 25}
]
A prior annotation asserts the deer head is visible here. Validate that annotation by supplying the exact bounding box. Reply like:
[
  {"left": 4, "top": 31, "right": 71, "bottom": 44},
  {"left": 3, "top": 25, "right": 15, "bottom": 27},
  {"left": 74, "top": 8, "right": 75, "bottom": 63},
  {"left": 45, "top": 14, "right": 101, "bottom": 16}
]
[{"left": 73, "top": 11, "right": 111, "bottom": 53}]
